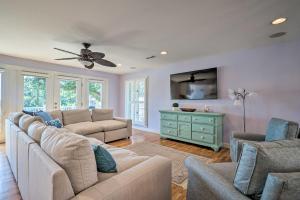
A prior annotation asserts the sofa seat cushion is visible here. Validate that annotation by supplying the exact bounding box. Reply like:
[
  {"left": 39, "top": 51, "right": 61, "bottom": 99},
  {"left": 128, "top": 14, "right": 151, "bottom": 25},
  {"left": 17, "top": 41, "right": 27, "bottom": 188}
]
[
  {"left": 28, "top": 121, "right": 47, "bottom": 143},
  {"left": 93, "top": 120, "right": 127, "bottom": 132},
  {"left": 62, "top": 109, "right": 92, "bottom": 125},
  {"left": 65, "top": 122, "right": 104, "bottom": 135},
  {"left": 97, "top": 147, "right": 149, "bottom": 182},
  {"left": 41, "top": 128, "right": 98, "bottom": 194}
]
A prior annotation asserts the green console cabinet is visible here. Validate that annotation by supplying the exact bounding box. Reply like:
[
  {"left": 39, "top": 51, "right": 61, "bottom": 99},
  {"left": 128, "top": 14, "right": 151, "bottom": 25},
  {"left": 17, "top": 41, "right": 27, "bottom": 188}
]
[{"left": 159, "top": 110, "right": 225, "bottom": 151}]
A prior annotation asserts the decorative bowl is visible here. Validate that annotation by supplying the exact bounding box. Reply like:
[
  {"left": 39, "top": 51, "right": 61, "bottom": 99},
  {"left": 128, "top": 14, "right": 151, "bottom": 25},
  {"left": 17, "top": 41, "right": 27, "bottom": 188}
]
[{"left": 180, "top": 108, "right": 196, "bottom": 112}]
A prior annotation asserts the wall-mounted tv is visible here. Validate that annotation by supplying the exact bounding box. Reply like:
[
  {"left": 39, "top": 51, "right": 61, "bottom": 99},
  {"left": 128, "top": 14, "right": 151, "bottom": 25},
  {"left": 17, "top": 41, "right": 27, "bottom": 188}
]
[{"left": 170, "top": 68, "right": 218, "bottom": 100}]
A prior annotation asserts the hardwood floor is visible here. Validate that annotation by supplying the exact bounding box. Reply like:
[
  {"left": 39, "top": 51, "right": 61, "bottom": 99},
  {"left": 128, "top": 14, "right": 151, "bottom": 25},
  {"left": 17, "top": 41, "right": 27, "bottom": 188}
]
[{"left": 0, "top": 129, "right": 231, "bottom": 200}]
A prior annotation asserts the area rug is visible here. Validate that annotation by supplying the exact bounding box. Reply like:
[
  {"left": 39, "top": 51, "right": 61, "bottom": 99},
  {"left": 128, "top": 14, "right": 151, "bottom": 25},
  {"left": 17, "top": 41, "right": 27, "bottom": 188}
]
[{"left": 124, "top": 142, "right": 211, "bottom": 185}]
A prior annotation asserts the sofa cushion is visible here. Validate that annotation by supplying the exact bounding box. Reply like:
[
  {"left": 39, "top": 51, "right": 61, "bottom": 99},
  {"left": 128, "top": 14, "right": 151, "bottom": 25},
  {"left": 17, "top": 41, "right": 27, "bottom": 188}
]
[
  {"left": 93, "top": 120, "right": 127, "bottom": 131},
  {"left": 91, "top": 109, "right": 113, "bottom": 121},
  {"left": 47, "top": 110, "right": 63, "bottom": 124},
  {"left": 19, "top": 114, "right": 42, "bottom": 132},
  {"left": 62, "top": 109, "right": 92, "bottom": 125},
  {"left": 41, "top": 129, "right": 98, "bottom": 194},
  {"left": 97, "top": 146, "right": 149, "bottom": 182},
  {"left": 28, "top": 121, "right": 47, "bottom": 143},
  {"left": 8, "top": 112, "right": 24, "bottom": 125},
  {"left": 65, "top": 122, "right": 104, "bottom": 135},
  {"left": 233, "top": 140, "right": 300, "bottom": 196},
  {"left": 265, "top": 118, "right": 289, "bottom": 141},
  {"left": 93, "top": 145, "right": 117, "bottom": 173}
]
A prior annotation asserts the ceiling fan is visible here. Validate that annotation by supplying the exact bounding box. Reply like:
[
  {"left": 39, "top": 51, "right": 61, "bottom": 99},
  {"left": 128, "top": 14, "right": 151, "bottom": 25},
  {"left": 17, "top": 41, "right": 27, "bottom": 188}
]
[
  {"left": 54, "top": 43, "right": 117, "bottom": 69},
  {"left": 179, "top": 72, "right": 205, "bottom": 83}
]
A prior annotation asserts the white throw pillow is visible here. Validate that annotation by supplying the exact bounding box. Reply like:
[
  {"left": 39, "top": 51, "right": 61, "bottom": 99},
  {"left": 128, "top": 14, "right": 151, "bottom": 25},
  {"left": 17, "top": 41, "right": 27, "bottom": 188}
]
[{"left": 41, "top": 128, "right": 97, "bottom": 193}]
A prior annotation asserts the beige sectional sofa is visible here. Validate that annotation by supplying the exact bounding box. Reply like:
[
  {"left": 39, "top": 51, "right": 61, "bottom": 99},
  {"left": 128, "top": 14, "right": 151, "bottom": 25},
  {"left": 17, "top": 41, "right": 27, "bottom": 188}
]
[
  {"left": 5, "top": 112, "right": 172, "bottom": 200},
  {"left": 47, "top": 108, "right": 132, "bottom": 142}
]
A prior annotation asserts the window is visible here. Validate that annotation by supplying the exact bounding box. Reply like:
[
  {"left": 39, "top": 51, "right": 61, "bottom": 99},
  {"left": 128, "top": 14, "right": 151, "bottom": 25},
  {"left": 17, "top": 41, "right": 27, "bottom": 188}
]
[
  {"left": 125, "top": 78, "right": 147, "bottom": 127},
  {"left": 23, "top": 75, "right": 47, "bottom": 111},
  {"left": 88, "top": 80, "right": 103, "bottom": 109},
  {"left": 58, "top": 78, "right": 81, "bottom": 110}
]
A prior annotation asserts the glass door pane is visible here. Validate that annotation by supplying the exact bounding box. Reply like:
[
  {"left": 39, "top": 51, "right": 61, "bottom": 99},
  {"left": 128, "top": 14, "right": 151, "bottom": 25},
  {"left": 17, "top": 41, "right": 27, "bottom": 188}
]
[
  {"left": 23, "top": 75, "right": 47, "bottom": 112},
  {"left": 88, "top": 81, "right": 103, "bottom": 109},
  {"left": 57, "top": 78, "right": 81, "bottom": 110}
]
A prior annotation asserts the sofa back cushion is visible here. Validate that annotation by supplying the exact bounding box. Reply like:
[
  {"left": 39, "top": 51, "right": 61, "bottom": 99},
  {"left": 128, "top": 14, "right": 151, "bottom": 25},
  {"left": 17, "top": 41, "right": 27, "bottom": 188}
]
[
  {"left": 41, "top": 128, "right": 97, "bottom": 194},
  {"left": 92, "top": 109, "right": 113, "bottom": 121},
  {"left": 233, "top": 140, "right": 300, "bottom": 196},
  {"left": 265, "top": 118, "right": 299, "bottom": 141},
  {"left": 62, "top": 109, "right": 92, "bottom": 125},
  {"left": 28, "top": 121, "right": 47, "bottom": 143},
  {"left": 19, "top": 114, "right": 42, "bottom": 132},
  {"left": 8, "top": 112, "right": 24, "bottom": 125}
]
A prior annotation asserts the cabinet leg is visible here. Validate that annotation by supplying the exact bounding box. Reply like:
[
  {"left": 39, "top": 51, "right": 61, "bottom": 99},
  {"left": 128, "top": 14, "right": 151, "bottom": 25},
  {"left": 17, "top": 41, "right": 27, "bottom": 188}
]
[{"left": 213, "top": 147, "right": 220, "bottom": 152}]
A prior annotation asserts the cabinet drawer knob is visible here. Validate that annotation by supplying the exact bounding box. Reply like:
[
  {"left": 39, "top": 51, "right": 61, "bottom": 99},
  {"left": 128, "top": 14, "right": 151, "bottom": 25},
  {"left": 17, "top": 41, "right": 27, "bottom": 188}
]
[
  {"left": 201, "top": 127, "right": 205, "bottom": 131},
  {"left": 200, "top": 136, "right": 204, "bottom": 139},
  {"left": 168, "top": 130, "right": 171, "bottom": 133}
]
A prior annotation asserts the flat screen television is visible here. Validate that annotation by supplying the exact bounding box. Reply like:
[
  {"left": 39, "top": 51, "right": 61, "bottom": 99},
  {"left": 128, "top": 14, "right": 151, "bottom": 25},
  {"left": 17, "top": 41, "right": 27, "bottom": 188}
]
[{"left": 170, "top": 68, "right": 218, "bottom": 100}]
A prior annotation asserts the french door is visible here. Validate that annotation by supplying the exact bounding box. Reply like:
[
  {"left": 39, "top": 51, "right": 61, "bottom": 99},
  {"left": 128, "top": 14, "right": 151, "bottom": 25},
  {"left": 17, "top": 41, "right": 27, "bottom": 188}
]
[
  {"left": 125, "top": 78, "right": 147, "bottom": 127},
  {"left": 54, "top": 76, "right": 82, "bottom": 110}
]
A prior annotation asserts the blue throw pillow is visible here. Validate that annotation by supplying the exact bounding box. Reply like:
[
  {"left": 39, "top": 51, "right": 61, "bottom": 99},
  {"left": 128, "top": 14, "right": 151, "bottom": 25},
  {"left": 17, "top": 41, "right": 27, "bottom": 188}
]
[
  {"left": 35, "top": 111, "right": 53, "bottom": 122},
  {"left": 45, "top": 119, "right": 63, "bottom": 128},
  {"left": 92, "top": 145, "right": 117, "bottom": 173},
  {"left": 265, "top": 118, "right": 289, "bottom": 141},
  {"left": 23, "top": 110, "right": 40, "bottom": 116}
]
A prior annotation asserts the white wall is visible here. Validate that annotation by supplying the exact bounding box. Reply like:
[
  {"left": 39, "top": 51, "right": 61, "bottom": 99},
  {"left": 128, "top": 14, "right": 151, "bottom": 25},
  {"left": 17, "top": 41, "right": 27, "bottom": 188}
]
[
  {"left": 119, "top": 40, "right": 300, "bottom": 143},
  {"left": 0, "top": 54, "right": 121, "bottom": 142}
]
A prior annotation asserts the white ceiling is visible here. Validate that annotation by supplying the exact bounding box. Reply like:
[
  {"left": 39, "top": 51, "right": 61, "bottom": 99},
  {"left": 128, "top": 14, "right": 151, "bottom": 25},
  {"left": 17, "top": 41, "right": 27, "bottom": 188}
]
[{"left": 0, "top": 0, "right": 299, "bottom": 74}]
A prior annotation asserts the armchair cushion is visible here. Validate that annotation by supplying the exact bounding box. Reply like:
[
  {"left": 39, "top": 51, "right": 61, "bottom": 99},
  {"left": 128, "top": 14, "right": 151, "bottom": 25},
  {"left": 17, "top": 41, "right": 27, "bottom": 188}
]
[
  {"left": 233, "top": 140, "right": 300, "bottom": 196},
  {"left": 261, "top": 172, "right": 300, "bottom": 200},
  {"left": 230, "top": 132, "right": 265, "bottom": 162},
  {"left": 265, "top": 118, "right": 289, "bottom": 141}
]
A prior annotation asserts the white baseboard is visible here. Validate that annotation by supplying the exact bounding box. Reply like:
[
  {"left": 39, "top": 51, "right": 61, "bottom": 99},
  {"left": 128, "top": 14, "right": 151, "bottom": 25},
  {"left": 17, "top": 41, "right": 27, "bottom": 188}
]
[
  {"left": 133, "top": 126, "right": 160, "bottom": 134},
  {"left": 223, "top": 142, "right": 230, "bottom": 149}
]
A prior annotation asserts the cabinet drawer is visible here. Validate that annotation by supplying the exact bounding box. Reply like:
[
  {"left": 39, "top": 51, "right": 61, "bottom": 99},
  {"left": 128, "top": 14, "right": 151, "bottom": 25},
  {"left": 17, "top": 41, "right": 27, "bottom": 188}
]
[
  {"left": 161, "top": 127, "right": 177, "bottom": 136},
  {"left": 178, "top": 115, "right": 191, "bottom": 122},
  {"left": 192, "top": 116, "right": 215, "bottom": 124},
  {"left": 192, "top": 124, "right": 214, "bottom": 134},
  {"left": 161, "top": 113, "right": 177, "bottom": 121},
  {"left": 178, "top": 122, "right": 191, "bottom": 139},
  {"left": 192, "top": 132, "right": 214, "bottom": 144},
  {"left": 161, "top": 120, "right": 178, "bottom": 129}
]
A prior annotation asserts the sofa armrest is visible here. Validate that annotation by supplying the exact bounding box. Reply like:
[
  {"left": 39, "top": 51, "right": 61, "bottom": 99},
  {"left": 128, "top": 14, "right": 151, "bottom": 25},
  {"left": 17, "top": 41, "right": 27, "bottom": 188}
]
[
  {"left": 72, "top": 155, "right": 171, "bottom": 200},
  {"left": 261, "top": 172, "right": 300, "bottom": 200},
  {"left": 113, "top": 117, "right": 131, "bottom": 125},
  {"left": 185, "top": 156, "right": 250, "bottom": 200},
  {"left": 230, "top": 132, "right": 266, "bottom": 162},
  {"left": 231, "top": 132, "right": 266, "bottom": 141}
]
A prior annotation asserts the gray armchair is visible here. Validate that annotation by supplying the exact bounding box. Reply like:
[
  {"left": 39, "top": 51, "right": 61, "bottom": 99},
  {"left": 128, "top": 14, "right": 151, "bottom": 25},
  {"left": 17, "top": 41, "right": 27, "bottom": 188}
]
[
  {"left": 185, "top": 140, "right": 300, "bottom": 200},
  {"left": 230, "top": 118, "right": 299, "bottom": 162}
]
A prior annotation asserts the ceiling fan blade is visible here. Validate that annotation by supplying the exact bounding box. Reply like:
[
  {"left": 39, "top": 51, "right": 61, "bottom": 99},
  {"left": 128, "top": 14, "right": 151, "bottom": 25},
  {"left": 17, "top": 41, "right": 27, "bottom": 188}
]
[
  {"left": 55, "top": 57, "right": 79, "bottom": 60},
  {"left": 88, "top": 52, "right": 105, "bottom": 59},
  {"left": 94, "top": 59, "right": 117, "bottom": 67},
  {"left": 54, "top": 48, "right": 81, "bottom": 56}
]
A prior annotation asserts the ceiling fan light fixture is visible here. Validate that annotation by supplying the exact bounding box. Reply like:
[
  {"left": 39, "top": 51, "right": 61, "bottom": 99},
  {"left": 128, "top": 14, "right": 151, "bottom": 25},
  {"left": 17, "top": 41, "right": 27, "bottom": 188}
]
[{"left": 78, "top": 58, "right": 93, "bottom": 67}]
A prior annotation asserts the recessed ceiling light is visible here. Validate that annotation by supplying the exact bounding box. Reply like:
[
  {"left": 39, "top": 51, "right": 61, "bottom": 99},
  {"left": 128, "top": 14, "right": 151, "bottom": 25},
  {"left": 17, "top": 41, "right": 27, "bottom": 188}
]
[
  {"left": 130, "top": 67, "right": 136, "bottom": 69},
  {"left": 117, "top": 64, "right": 122, "bottom": 67},
  {"left": 160, "top": 51, "right": 168, "bottom": 55},
  {"left": 271, "top": 17, "right": 287, "bottom": 25}
]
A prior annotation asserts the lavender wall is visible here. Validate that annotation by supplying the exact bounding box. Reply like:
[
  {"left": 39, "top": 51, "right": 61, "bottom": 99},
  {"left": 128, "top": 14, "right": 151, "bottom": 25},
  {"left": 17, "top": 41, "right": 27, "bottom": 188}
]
[
  {"left": 119, "top": 41, "right": 300, "bottom": 143},
  {"left": 0, "top": 54, "right": 121, "bottom": 115}
]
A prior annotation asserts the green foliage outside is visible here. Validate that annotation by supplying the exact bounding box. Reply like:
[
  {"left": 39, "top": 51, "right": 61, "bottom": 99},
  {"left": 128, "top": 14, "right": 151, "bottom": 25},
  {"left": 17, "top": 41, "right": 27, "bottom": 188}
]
[
  {"left": 89, "top": 82, "right": 102, "bottom": 108},
  {"left": 60, "top": 80, "right": 77, "bottom": 108},
  {"left": 23, "top": 76, "right": 46, "bottom": 111}
]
